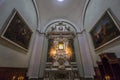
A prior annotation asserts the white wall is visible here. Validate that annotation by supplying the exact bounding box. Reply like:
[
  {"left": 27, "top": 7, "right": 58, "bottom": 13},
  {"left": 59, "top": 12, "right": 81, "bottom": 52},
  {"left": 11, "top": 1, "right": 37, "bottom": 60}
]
[
  {"left": 0, "top": 0, "right": 37, "bottom": 67},
  {"left": 84, "top": 0, "right": 120, "bottom": 66}
]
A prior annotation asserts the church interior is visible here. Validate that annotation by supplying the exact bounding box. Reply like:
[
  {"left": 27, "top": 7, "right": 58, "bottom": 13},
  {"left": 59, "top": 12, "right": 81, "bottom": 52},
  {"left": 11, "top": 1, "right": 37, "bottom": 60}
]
[{"left": 0, "top": 0, "right": 120, "bottom": 80}]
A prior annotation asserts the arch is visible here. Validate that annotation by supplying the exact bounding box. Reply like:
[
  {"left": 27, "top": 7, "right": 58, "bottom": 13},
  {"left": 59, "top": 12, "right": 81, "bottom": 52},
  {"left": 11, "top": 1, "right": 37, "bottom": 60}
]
[
  {"left": 40, "top": 19, "right": 78, "bottom": 33},
  {"left": 42, "top": 19, "right": 85, "bottom": 77},
  {"left": 82, "top": 0, "right": 91, "bottom": 29},
  {"left": 32, "top": 0, "right": 40, "bottom": 27}
]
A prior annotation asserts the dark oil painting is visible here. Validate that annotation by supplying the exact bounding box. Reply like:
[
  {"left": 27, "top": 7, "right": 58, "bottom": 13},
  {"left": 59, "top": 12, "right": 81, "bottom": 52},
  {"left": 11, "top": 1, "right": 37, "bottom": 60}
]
[
  {"left": 1, "top": 9, "right": 32, "bottom": 50},
  {"left": 90, "top": 9, "right": 120, "bottom": 50}
]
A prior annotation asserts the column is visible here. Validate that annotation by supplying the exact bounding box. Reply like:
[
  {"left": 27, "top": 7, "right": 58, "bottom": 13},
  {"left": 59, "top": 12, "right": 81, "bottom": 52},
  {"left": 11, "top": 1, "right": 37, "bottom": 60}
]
[
  {"left": 27, "top": 31, "right": 45, "bottom": 79},
  {"left": 77, "top": 30, "right": 94, "bottom": 79}
]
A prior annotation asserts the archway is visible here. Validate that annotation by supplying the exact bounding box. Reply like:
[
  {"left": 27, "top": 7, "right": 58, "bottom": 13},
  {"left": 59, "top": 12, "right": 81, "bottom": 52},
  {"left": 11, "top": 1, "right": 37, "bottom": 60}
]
[{"left": 41, "top": 21, "right": 83, "bottom": 80}]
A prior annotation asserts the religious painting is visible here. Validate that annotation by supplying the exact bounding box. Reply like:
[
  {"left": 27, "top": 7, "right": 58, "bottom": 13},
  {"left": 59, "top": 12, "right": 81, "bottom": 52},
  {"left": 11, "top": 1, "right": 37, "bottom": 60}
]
[
  {"left": 1, "top": 9, "right": 33, "bottom": 51},
  {"left": 90, "top": 9, "right": 120, "bottom": 50}
]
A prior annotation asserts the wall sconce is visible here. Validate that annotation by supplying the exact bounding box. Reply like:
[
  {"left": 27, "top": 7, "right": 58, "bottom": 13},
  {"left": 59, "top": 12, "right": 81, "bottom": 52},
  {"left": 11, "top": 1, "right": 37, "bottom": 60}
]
[{"left": 105, "top": 75, "right": 111, "bottom": 80}]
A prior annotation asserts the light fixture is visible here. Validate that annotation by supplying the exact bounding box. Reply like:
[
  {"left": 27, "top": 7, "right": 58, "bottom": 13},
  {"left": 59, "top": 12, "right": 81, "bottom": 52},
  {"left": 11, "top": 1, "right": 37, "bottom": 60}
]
[{"left": 57, "top": 0, "right": 64, "bottom": 2}]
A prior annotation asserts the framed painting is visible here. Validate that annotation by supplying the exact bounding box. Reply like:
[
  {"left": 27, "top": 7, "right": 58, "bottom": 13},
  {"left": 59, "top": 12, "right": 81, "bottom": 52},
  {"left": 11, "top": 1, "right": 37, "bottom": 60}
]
[
  {"left": 1, "top": 9, "right": 33, "bottom": 51},
  {"left": 90, "top": 9, "right": 120, "bottom": 50}
]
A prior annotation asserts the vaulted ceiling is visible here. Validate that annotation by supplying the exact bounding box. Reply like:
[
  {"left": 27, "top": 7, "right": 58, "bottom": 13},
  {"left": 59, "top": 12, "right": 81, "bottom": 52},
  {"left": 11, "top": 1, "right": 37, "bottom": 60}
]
[{"left": 35, "top": 0, "right": 87, "bottom": 31}]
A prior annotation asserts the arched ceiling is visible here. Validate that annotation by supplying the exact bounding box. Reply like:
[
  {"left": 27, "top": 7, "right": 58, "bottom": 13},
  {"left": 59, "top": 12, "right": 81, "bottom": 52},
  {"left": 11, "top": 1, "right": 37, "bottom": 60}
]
[{"left": 35, "top": 0, "right": 87, "bottom": 31}]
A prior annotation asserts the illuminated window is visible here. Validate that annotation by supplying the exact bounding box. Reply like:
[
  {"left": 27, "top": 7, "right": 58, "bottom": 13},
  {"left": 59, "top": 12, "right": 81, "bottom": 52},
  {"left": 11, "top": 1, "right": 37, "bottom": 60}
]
[
  {"left": 57, "top": 0, "right": 64, "bottom": 2},
  {"left": 58, "top": 42, "right": 64, "bottom": 50}
]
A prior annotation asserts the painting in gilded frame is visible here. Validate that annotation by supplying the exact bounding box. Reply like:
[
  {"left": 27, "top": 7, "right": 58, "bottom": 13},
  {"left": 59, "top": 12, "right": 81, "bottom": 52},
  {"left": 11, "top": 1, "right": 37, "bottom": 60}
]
[
  {"left": 1, "top": 9, "right": 33, "bottom": 51},
  {"left": 90, "top": 9, "right": 120, "bottom": 50}
]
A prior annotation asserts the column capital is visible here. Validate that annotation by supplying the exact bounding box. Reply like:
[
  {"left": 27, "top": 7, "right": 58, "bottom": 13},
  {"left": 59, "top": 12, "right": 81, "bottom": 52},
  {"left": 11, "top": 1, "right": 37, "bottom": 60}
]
[
  {"left": 36, "top": 29, "right": 46, "bottom": 37},
  {"left": 76, "top": 29, "right": 86, "bottom": 35}
]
